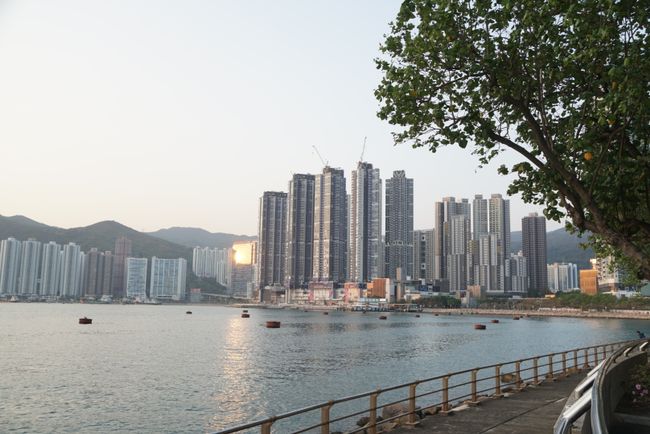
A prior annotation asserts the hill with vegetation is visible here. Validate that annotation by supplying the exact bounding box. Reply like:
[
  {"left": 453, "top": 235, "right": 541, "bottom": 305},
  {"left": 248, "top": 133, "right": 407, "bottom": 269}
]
[
  {"left": 510, "top": 227, "right": 594, "bottom": 269},
  {"left": 0, "top": 215, "right": 227, "bottom": 294},
  {"left": 147, "top": 226, "right": 256, "bottom": 248}
]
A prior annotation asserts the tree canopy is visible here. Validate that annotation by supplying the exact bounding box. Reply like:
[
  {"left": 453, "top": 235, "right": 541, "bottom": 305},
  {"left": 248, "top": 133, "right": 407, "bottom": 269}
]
[{"left": 376, "top": 0, "right": 650, "bottom": 279}]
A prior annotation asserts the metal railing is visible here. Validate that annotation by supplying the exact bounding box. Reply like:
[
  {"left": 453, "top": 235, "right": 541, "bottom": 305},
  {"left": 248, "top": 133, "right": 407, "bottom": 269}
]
[
  {"left": 554, "top": 339, "right": 649, "bottom": 434},
  {"left": 217, "top": 340, "right": 632, "bottom": 434}
]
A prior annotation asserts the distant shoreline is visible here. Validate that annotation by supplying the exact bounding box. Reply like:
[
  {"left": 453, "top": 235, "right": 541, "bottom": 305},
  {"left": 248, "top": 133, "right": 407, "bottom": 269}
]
[{"left": 423, "top": 307, "right": 650, "bottom": 321}]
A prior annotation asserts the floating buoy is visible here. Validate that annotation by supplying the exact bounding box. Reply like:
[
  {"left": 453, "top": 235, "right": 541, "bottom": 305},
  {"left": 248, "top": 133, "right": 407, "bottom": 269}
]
[
  {"left": 266, "top": 321, "right": 281, "bottom": 328},
  {"left": 379, "top": 315, "right": 388, "bottom": 320},
  {"left": 79, "top": 317, "right": 92, "bottom": 324},
  {"left": 491, "top": 319, "right": 500, "bottom": 324},
  {"left": 186, "top": 311, "right": 192, "bottom": 315},
  {"left": 474, "top": 324, "right": 486, "bottom": 330},
  {"left": 241, "top": 313, "right": 250, "bottom": 318}
]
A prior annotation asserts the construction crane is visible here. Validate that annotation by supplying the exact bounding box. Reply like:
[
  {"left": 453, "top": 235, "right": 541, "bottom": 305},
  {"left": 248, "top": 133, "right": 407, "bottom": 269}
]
[
  {"left": 359, "top": 136, "right": 367, "bottom": 162},
  {"left": 312, "top": 145, "right": 328, "bottom": 167}
]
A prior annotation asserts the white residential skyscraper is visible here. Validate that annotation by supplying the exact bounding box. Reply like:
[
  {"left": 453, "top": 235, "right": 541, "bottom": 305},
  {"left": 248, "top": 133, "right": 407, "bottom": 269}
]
[
  {"left": 125, "top": 257, "right": 148, "bottom": 299},
  {"left": 0, "top": 238, "right": 22, "bottom": 295},
  {"left": 18, "top": 239, "right": 41, "bottom": 295},
  {"left": 150, "top": 257, "right": 187, "bottom": 300},
  {"left": 40, "top": 241, "right": 61, "bottom": 296},
  {"left": 547, "top": 262, "right": 579, "bottom": 293},
  {"left": 349, "top": 161, "right": 382, "bottom": 283},
  {"left": 448, "top": 214, "right": 471, "bottom": 292},
  {"left": 434, "top": 197, "right": 470, "bottom": 284},
  {"left": 59, "top": 243, "right": 84, "bottom": 297},
  {"left": 489, "top": 194, "right": 511, "bottom": 292},
  {"left": 385, "top": 170, "right": 413, "bottom": 281},
  {"left": 312, "top": 167, "right": 347, "bottom": 283}
]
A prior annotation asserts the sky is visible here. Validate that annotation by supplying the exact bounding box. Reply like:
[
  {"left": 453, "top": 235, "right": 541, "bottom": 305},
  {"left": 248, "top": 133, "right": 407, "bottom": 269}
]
[{"left": 0, "top": 1, "right": 560, "bottom": 235}]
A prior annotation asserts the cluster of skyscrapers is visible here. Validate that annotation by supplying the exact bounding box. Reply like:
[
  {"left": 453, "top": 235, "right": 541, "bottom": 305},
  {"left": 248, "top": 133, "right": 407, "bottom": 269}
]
[
  {"left": 251, "top": 160, "right": 549, "bottom": 302},
  {"left": 0, "top": 236, "right": 187, "bottom": 301}
]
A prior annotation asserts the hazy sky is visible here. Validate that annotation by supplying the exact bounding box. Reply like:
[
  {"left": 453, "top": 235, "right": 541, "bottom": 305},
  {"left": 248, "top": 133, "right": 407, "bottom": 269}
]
[{"left": 0, "top": 1, "right": 559, "bottom": 235}]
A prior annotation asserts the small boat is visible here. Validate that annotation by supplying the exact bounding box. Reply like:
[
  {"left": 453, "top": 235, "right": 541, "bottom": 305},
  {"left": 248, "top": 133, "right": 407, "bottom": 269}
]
[
  {"left": 241, "top": 313, "right": 250, "bottom": 318},
  {"left": 186, "top": 311, "right": 192, "bottom": 315},
  {"left": 79, "top": 317, "right": 92, "bottom": 325},
  {"left": 491, "top": 319, "right": 500, "bottom": 324},
  {"left": 379, "top": 315, "right": 388, "bottom": 320},
  {"left": 266, "top": 321, "right": 281, "bottom": 328},
  {"left": 323, "top": 311, "right": 329, "bottom": 315},
  {"left": 415, "top": 314, "right": 421, "bottom": 318},
  {"left": 513, "top": 316, "right": 520, "bottom": 320},
  {"left": 242, "top": 309, "right": 248, "bottom": 313},
  {"left": 474, "top": 324, "right": 486, "bottom": 330}
]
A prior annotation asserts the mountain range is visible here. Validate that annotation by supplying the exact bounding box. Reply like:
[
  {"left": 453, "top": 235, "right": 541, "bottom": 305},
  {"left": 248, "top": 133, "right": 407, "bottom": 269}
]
[{"left": 0, "top": 215, "right": 594, "bottom": 271}]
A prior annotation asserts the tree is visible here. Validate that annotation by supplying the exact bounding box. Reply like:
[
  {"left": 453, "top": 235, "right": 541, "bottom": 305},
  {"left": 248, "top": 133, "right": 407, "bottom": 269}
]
[{"left": 376, "top": 0, "right": 650, "bottom": 278}]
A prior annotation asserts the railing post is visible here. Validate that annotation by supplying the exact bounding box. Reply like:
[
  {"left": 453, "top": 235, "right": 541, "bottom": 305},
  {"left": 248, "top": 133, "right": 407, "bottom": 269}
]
[
  {"left": 321, "top": 401, "right": 333, "bottom": 434},
  {"left": 594, "top": 347, "right": 599, "bottom": 366},
  {"left": 368, "top": 391, "right": 379, "bottom": 434},
  {"left": 573, "top": 350, "right": 578, "bottom": 371},
  {"left": 583, "top": 349, "right": 590, "bottom": 369},
  {"left": 548, "top": 355, "right": 554, "bottom": 379},
  {"left": 261, "top": 421, "right": 273, "bottom": 434},
  {"left": 533, "top": 357, "right": 539, "bottom": 384},
  {"left": 442, "top": 376, "right": 450, "bottom": 412},
  {"left": 495, "top": 365, "right": 502, "bottom": 396},
  {"left": 602, "top": 346, "right": 606, "bottom": 361},
  {"left": 471, "top": 369, "right": 478, "bottom": 402},
  {"left": 515, "top": 361, "right": 522, "bottom": 388},
  {"left": 408, "top": 382, "right": 419, "bottom": 425},
  {"left": 562, "top": 353, "right": 567, "bottom": 376}
]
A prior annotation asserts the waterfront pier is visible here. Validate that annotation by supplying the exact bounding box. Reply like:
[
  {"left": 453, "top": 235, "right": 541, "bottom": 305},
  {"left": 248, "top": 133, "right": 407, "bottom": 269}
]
[{"left": 217, "top": 340, "right": 647, "bottom": 434}]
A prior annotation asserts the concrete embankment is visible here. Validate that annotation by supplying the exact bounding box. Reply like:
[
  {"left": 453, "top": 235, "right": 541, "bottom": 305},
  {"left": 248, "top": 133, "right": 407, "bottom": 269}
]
[{"left": 424, "top": 307, "right": 650, "bottom": 320}]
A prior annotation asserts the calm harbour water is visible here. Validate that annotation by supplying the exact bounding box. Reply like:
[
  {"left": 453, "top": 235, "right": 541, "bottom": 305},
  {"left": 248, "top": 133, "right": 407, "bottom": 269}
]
[{"left": 1, "top": 303, "right": 647, "bottom": 433}]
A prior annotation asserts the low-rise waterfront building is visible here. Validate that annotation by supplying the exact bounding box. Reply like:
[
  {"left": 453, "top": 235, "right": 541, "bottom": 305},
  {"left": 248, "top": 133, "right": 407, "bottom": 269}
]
[{"left": 580, "top": 269, "right": 598, "bottom": 295}]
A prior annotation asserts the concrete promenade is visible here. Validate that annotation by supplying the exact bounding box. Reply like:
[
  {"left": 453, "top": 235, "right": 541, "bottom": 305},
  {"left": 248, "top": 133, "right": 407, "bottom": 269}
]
[
  {"left": 391, "top": 372, "right": 585, "bottom": 434},
  {"left": 425, "top": 307, "right": 650, "bottom": 321}
]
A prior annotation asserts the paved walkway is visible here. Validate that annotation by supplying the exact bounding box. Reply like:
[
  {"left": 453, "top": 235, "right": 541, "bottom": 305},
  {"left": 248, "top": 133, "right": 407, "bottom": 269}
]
[{"left": 391, "top": 373, "right": 585, "bottom": 434}]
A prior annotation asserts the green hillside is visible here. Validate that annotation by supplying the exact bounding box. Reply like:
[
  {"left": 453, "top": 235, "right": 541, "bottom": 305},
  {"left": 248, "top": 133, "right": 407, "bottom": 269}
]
[
  {"left": 510, "top": 227, "right": 594, "bottom": 269},
  {"left": 147, "top": 226, "right": 256, "bottom": 248}
]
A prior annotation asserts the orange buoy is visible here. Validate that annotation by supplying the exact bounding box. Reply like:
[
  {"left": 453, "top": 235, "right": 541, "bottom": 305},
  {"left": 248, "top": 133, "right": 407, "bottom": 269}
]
[
  {"left": 266, "top": 321, "right": 281, "bottom": 328},
  {"left": 474, "top": 324, "right": 486, "bottom": 330},
  {"left": 241, "top": 313, "right": 250, "bottom": 318}
]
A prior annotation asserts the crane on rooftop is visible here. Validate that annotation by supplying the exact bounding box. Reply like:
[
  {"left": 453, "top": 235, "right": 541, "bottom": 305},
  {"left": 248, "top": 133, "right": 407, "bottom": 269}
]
[
  {"left": 360, "top": 136, "right": 367, "bottom": 162},
  {"left": 312, "top": 145, "right": 328, "bottom": 167}
]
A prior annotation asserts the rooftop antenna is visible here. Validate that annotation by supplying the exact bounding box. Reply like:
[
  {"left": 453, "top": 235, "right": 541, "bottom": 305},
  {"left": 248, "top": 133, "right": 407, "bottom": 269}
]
[
  {"left": 312, "top": 145, "right": 328, "bottom": 167},
  {"left": 360, "top": 136, "right": 367, "bottom": 162}
]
